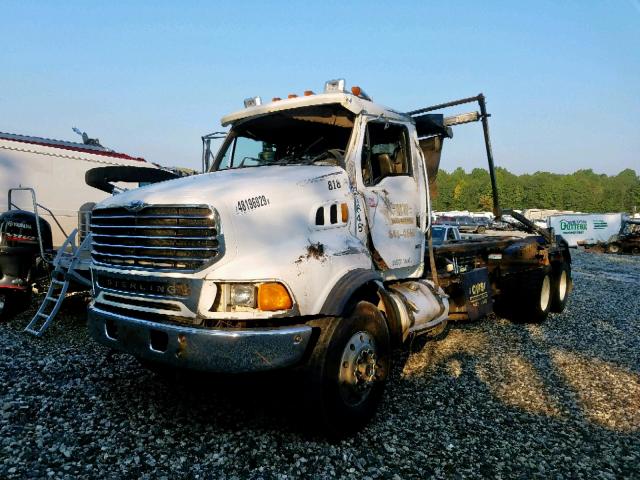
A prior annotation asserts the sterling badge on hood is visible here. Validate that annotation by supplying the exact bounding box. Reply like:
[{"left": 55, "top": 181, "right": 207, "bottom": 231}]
[{"left": 124, "top": 200, "right": 146, "bottom": 212}]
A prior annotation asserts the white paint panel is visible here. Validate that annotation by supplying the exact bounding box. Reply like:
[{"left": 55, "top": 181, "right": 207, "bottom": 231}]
[{"left": 0, "top": 139, "right": 155, "bottom": 247}]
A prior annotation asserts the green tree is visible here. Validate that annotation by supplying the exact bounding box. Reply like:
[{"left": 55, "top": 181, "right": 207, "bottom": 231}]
[{"left": 433, "top": 167, "right": 639, "bottom": 213}]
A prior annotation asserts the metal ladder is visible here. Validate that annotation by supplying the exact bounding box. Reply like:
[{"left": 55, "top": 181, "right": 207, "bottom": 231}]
[{"left": 24, "top": 229, "right": 90, "bottom": 337}]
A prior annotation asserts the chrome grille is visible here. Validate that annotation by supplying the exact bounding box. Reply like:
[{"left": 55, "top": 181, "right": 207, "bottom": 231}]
[{"left": 90, "top": 205, "right": 220, "bottom": 271}]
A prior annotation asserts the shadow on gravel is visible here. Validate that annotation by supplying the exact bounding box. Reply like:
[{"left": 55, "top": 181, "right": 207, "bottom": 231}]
[
  {"left": 399, "top": 315, "right": 640, "bottom": 434},
  {"left": 101, "top": 363, "right": 320, "bottom": 437}
]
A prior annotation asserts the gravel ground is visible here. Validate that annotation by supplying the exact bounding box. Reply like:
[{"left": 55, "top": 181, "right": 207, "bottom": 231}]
[{"left": 1, "top": 249, "right": 639, "bottom": 479}]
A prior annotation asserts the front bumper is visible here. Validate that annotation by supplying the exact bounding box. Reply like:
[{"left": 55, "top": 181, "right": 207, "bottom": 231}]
[{"left": 88, "top": 306, "right": 313, "bottom": 373}]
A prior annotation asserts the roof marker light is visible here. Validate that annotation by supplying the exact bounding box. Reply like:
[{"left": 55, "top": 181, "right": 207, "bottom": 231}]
[
  {"left": 288, "top": 94, "right": 298, "bottom": 99},
  {"left": 304, "top": 90, "right": 315, "bottom": 96},
  {"left": 351, "top": 86, "right": 372, "bottom": 101},
  {"left": 272, "top": 97, "right": 282, "bottom": 102},
  {"left": 324, "top": 78, "right": 345, "bottom": 93},
  {"left": 243, "top": 96, "right": 262, "bottom": 108}
]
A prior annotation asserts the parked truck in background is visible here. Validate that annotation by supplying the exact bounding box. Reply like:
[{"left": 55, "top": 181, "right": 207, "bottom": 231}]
[
  {"left": 548, "top": 213, "right": 623, "bottom": 248},
  {"left": 549, "top": 213, "right": 640, "bottom": 254},
  {"left": 431, "top": 225, "right": 462, "bottom": 245},
  {"left": 87, "top": 81, "right": 572, "bottom": 434}
]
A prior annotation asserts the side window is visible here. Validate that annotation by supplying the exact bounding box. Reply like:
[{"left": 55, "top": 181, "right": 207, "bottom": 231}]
[
  {"left": 361, "top": 122, "right": 412, "bottom": 186},
  {"left": 447, "top": 228, "right": 457, "bottom": 240}
]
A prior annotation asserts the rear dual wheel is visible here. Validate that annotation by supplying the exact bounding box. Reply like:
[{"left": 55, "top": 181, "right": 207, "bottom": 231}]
[
  {"left": 519, "top": 270, "right": 552, "bottom": 323},
  {"left": 496, "top": 270, "right": 551, "bottom": 323},
  {"left": 550, "top": 262, "right": 572, "bottom": 313},
  {"left": 497, "top": 262, "right": 571, "bottom": 323}
]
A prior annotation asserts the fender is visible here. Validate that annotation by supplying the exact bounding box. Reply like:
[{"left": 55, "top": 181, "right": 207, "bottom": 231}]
[{"left": 319, "top": 268, "right": 381, "bottom": 316}]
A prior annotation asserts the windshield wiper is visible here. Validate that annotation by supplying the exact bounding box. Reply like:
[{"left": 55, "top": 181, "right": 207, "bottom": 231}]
[{"left": 301, "top": 136, "right": 324, "bottom": 156}]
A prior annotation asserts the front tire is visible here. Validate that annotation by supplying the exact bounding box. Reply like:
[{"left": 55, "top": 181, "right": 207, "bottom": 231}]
[{"left": 305, "top": 301, "right": 391, "bottom": 436}]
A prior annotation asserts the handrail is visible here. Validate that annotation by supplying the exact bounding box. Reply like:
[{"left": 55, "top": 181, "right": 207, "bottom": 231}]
[
  {"left": 36, "top": 202, "right": 69, "bottom": 239},
  {"left": 7, "top": 188, "right": 47, "bottom": 262}
]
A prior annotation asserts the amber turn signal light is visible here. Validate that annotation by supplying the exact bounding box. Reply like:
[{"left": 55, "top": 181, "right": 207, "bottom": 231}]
[
  {"left": 341, "top": 203, "right": 349, "bottom": 223},
  {"left": 258, "top": 283, "right": 293, "bottom": 311}
]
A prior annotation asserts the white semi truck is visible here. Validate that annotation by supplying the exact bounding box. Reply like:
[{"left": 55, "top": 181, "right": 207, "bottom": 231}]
[{"left": 87, "top": 81, "right": 572, "bottom": 434}]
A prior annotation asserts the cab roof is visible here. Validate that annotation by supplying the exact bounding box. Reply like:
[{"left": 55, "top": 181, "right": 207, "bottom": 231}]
[{"left": 220, "top": 92, "right": 410, "bottom": 127}]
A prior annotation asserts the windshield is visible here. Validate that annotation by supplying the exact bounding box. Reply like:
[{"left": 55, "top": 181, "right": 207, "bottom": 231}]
[{"left": 211, "top": 105, "right": 355, "bottom": 171}]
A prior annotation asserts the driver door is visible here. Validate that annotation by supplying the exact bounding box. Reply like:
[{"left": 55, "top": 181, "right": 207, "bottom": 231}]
[{"left": 358, "top": 120, "right": 423, "bottom": 278}]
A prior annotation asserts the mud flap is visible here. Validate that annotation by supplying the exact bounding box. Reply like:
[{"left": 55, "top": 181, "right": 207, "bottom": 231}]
[{"left": 462, "top": 267, "right": 492, "bottom": 321}]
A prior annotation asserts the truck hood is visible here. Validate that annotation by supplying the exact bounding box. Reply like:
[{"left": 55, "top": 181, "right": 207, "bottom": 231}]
[{"left": 94, "top": 165, "right": 345, "bottom": 210}]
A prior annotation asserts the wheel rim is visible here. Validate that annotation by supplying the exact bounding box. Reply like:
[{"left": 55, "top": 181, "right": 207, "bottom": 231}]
[
  {"left": 558, "top": 270, "right": 567, "bottom": 301},
  {"left": 338, "top": 331, "right": 379, "bottom": 407},
  {"left": 540, "top": 275, "right": 551, "bottom": 311},
  {"left": 0, "top": 294, "right": 5, "bottom": 314}
]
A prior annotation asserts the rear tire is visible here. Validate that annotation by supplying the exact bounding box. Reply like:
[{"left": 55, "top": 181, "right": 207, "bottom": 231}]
[
  {"left": 607, "top": 243, "right": 621, "bottom": 254},
  {"left": 550, "top": 262, "right": 572, "bottom": 313},
  {"left": 304, "top": 301, "right": 391, "bottom": 437},
  {"left": 496, "top": 270, "right": 552, "bottom": 323}
]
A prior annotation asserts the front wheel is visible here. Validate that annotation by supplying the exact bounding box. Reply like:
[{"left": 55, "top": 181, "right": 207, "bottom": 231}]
[{"left": 305, "top": 301, "right": 391, "bottom": 436}]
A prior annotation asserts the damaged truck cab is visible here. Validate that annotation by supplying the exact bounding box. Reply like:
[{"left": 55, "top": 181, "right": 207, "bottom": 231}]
[{"left": 88, "top": 80, "right": 571, "bottom": 433}]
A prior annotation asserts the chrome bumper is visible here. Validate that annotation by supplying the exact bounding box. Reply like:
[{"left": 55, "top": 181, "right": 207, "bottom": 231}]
[{"left": 88, "top": 306, "right": 313, "bottom": 373}]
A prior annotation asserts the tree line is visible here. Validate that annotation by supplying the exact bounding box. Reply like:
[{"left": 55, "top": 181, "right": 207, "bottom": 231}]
[{"left": 431, "top": 168, "right": 640, "bottom": 213}]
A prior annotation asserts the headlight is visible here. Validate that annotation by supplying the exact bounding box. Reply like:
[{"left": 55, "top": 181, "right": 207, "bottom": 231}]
[
  {"left": 224, "top": 282, "right": 293, "bottom": 311},
  {"left": 229, "top": 284, "right": 256, "bottom": 308}
]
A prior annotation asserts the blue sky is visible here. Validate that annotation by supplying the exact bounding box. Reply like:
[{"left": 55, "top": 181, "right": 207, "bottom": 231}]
[{"left": 2, "top": 1, "right": 639, "bottom": 174}]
